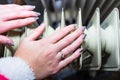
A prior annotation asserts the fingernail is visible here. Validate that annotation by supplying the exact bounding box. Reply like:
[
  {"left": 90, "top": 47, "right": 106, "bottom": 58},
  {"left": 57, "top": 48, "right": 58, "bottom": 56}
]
[
  {"left": 79, "top": 48, "right": 83, "bottom": 53},
  {"left": 36, "top": 12, "right": 41, "bottom": 16},
  {"left": 81, "top": 33, "right": 87, "bottom": 39},
  {"left": 81, "top": 26, "right": 86, "bottom": 32},
  {"left": 34, "top": 17, "right": 39, "bottom": 20},
  {"left": 74, "top": 24, "right": 77, "bottom": 29},
  {"left": 69, "top": 24, "right": 76, "bottom": 29},
  {"left": 6, "top": 41, "right": 14, "bottom": 46},
  {"left": 31, "top": 5, "right": 36, "bottom": 9},
  {"left": 28, "top": 5, "right": 36, "bottom": 9}
]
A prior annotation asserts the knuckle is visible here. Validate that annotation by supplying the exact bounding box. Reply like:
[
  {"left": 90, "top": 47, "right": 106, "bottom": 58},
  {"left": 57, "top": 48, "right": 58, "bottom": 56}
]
[
  {"left": 48, "top": 48, "right": 55, "bottom": 54},
  {"left": 44, "top": 47, "right": 56, "bottom": 57},
  {"left": 51, "top": 67, "right": 59, "bottom": 75},
  {"left": 47, "top": 62, "right": 59, "bottom": 75}
]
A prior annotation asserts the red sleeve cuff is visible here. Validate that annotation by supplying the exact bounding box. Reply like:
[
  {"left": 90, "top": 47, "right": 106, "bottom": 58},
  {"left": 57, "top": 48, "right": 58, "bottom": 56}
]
[{"left": 0, "top": 74, "right": 9, "bottom": 80}]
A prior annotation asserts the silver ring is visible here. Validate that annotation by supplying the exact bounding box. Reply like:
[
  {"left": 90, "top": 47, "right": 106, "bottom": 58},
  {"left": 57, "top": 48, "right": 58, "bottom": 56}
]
[{"left": 60, "top": 52, "right": 65, "bottom": 60}]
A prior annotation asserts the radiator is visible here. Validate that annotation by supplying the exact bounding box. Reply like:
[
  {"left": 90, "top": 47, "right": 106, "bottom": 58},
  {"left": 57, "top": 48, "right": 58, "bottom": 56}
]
[{"left": 0, "top": 0, "right": 120, "bottom": 71}]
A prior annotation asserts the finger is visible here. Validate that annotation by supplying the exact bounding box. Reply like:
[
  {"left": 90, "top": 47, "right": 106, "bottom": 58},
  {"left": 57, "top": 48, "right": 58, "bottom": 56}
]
[
  {"left": 0, "top": 35, "right": 14, "bottom": 46},
  {"left": 0, "top": 4, "right": 35, "bottom": 11},
  {"left": 0, "top": 4, "right": 19, "bottom": 14},
  {"left": 54, "top": 27, "right": 84, "bottom": 52},
  {"left": 58, "top": 48, "right": 83, "bottom": 69},
  {"left": 16, "top": 5, "right": 36, "bottom": 11},
  {"left": 0, "top": 17, "right": 38, "bottom": 34},
  {"left": 46, "top": 24, "right": 76, "bottom": 43},
  {"left": 0, "top": 4, "right": 20, "bottom": 13},
  {"left": 56, "top": 34, "right": 86, "bottom": 60},
  {"left": 27, "top": 23, "right": 45, "bottom": 40},
  {"left": 0, "top": 4, "right": 20, "bottom": 8},
  {"left": 0, "top": 11, "right": 40, "bottom": 21}
]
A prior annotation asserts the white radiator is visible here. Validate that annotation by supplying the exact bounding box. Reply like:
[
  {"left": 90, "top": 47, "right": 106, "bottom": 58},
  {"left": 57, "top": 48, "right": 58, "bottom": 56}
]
[{"left": 0, "top": 0, "right": 120, "bottom": 71}]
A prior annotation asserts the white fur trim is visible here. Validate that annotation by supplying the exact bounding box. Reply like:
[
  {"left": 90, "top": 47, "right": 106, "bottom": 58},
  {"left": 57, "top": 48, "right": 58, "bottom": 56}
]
[{"left": 0, "top": 57, "right": 35, "bottom": 80}]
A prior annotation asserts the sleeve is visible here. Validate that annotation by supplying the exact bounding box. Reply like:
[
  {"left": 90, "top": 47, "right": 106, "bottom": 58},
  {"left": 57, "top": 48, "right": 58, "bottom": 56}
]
[
  {"left": 0, "top": 74, "right": 9, "bottom": 80},
  {"left": 0, "top": 57, "right": 36, "bottom": 80}
]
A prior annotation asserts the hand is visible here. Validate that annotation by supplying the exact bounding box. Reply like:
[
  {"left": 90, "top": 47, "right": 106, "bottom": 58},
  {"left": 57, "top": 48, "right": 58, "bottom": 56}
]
[
  {"left": 14, "top": 23, "right": 85, "bottom": 79},
  {"left": 0, "top": 4, "right": 40, "bottom": 45}
]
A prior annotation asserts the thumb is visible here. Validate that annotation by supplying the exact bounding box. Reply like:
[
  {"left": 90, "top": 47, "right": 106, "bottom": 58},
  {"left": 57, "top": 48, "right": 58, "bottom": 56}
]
[
  {"left": 27, "top": 23, "right": 45, "bottom": 41},
  {"left": 0, "top": 35, "right": 14, "bottom": 46}
]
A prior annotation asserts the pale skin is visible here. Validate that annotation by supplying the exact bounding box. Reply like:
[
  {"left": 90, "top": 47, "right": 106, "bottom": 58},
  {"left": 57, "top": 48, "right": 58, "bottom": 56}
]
[
  {"left": 0, "top": 4, "right": 85, "bottom": 80},
  {"left": 0, "top": 4, "right": 39, "bottom": 45}
]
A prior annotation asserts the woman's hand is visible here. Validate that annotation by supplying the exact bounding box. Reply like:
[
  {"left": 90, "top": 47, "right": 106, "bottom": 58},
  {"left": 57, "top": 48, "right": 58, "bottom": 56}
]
[
  {"left": 14, "top": 23, "right": 86, "bottom": 79},
  {"left": 0, "top": 4, "right": 40, "bottom": 45}
]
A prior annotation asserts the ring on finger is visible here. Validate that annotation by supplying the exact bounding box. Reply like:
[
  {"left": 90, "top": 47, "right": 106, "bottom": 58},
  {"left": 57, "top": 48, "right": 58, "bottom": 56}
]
[{"left": 59, "top": 51, "right": 65, "bottom": 60}]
